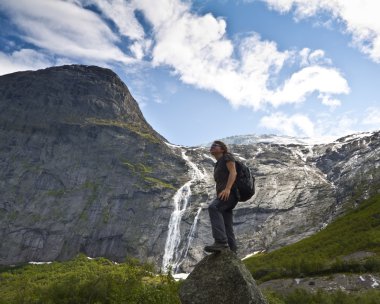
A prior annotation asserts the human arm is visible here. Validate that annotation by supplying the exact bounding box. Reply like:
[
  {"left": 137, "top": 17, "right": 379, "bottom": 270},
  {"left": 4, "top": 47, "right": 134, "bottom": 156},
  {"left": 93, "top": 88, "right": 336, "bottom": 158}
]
[{"left": 218, "top": 160, "right": 237, "bottom": 201}]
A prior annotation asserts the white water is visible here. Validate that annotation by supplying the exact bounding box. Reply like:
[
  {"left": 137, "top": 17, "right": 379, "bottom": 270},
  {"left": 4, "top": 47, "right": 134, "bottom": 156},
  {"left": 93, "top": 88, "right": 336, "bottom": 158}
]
[
  {"left": 161, "top": 149, "right": 205, "bottom": 273},
  {"left": 181, "top": 206, "right": 203, "bottom": 264}
]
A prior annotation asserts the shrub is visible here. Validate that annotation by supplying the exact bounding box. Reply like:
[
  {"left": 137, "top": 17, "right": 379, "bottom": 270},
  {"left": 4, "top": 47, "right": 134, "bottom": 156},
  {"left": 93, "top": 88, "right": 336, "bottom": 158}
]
[{"left": 0, "top": 255, "right": 181, "bottom": 304}]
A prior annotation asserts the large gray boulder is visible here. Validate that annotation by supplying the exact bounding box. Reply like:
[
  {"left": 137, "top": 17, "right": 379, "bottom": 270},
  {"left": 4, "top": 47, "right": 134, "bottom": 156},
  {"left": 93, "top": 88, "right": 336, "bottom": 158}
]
[{"left": 179, "top": 250, "right": 268, "bottom": 304}]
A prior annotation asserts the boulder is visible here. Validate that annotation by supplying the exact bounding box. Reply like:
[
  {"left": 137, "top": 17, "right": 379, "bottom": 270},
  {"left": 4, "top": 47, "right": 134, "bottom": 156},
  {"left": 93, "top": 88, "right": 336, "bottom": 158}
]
[{"left": 179, "top": 250, "right": 267, "bottom": 304}]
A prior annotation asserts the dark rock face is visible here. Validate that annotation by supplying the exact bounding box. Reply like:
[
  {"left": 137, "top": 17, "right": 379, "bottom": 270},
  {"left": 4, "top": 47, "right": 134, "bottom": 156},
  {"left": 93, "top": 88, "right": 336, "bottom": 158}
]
[
  {"left": 0, "top": 65, "right": 187, "bottom": 266},
  {"left": 179, "top": 250, "right": 268, "bottom": 304},
  {"left": 314, "top": 132, "right": 380, "bottom": 209}
]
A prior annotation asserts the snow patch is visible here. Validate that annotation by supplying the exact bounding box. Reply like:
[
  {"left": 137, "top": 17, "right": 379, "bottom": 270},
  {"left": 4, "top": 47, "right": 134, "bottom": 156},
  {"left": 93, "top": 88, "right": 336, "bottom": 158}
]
[
  {"left": 241, "top": 251, "right": 263, "bottom": 260},
  {"left": 370, "top": 275, "right": 379, "bottom": 288},
  {"left": 173, "top": 273, "right": 189, "bottom": 281}
]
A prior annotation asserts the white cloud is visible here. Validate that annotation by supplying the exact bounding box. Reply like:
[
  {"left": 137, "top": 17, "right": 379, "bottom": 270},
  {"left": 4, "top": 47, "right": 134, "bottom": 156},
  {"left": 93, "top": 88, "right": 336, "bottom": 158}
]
[
  {"left": 0, "top": 49, "right": 53, "bottom": 76},
  {"left": 259, "top": 108, "right": 380, "bottom": 139},
  {"left": 362, "top": 107, "right": 380, "bottom": 126},
  {"left": 259, "top": 112, "right": 315, "bottom": 137},
  {"left": 270, "top": 65, "right": 349, "bottom": 106},
  {"left": 318, "top": 93, "right": 341, "bottom": 109},
  {"left": 0, "top": 0, "right": 350, "bottom": 111},
  {"left": 81, "top": 0, "right": 145, "bottom": 40},
  {"left": 262, "top": 0, "right": 380, "bottom": 63},
  {"left": 0, "top": 0, "right": 134, "bottom": 63},
  {"left": 130, "top": 39, "right": 152, "bottom": 60},
  {"left": 299, "top": 48, "right": 331, "bottom": 67},
  {"left": 314, "top": 111, "right": 358, "bottom": 137},
  {"left": 131, "top": 0, "right": 349, "bottom": 110},
  {"left": 259, "top": 110, "right": 361, "bottom": 139}
]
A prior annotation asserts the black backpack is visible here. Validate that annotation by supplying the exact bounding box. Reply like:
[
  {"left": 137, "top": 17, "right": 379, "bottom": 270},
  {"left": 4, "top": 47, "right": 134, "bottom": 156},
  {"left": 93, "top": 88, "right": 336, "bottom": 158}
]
[{"left": 235, "top": 161, "right": 255, "bottom": 202}]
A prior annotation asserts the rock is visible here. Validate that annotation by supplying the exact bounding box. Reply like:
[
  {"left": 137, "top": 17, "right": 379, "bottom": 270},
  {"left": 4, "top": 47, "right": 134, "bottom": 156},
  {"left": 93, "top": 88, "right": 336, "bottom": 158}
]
[
  {"left": 259, "top": 273, "right": 380, "bottom": 294},
  {"left": 179, "top": 250, "right": 268, "bottom": 304},
  {"left": 175, "top": 131, "right": 380, "bottom": 273},
  {"left": 0, "top": 65, "right": 188, "bottom": 266},
  {"left": 342, "top": 251, "right": 376, "bottom": 262}
]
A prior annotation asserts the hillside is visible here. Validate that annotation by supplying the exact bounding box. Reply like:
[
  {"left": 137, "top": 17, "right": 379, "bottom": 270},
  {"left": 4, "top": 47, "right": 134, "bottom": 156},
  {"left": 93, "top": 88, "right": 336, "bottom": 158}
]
[
  {"left": 244, "top": 194, "right": 380, "bottom": 283},
  {"left": 0, "top": 255, "right": 180, "bottom": 304}
]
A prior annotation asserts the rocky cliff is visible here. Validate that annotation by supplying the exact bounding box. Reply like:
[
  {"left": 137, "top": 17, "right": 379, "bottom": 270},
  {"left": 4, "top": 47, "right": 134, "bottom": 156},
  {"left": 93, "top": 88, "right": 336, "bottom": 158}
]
[
  {"left": 0, "top": 65, "right": 188, "bottom": 266},
  {"left": 0, "top": 65, "right": 379, "bottom": 275},
  {"left": 173, "top": 131, "right": 380, "bottom": 272}
]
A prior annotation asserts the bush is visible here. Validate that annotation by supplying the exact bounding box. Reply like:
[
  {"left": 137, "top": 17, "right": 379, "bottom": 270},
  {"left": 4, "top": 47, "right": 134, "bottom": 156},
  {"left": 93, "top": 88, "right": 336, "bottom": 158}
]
[{"left": 0, "top": 255, "right": 181, "bottom": 304}]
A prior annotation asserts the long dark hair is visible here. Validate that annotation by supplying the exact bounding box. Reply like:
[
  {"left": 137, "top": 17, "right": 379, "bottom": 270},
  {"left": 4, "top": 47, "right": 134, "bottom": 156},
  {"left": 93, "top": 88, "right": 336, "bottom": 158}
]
[{"left": 212, "top": 140, "right": 228, "bottom": 154}]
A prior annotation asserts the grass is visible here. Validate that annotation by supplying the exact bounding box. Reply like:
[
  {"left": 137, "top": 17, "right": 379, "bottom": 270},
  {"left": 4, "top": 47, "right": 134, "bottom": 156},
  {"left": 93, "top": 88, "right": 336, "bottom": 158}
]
[
  {"left": 84, "top": 117, "right": 161, "bottom": 144},
  {"left": 121, "top": 159, "right": 176, "bottom": 190},
  {"left": 143, "top": 176, "right": 176, "bottom": 190},
  {"left": 264, "top": 289, "right": 380, "bottom": 304},
  {"left": 244, "top": 194, "right": 380, "bottom": 282},
  {"left": 0, "top": 255, "right": 181, "bottom": 304}
]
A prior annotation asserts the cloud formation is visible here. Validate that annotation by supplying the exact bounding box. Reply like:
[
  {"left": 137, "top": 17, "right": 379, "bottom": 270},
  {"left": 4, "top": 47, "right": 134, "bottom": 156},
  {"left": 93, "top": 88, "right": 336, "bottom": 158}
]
[
  {"left": 363, "top": 107, "right": 380, "bottom": 126},
  {"left": 0, "top": 0, "right": 133, "bottom": 63},
  {"left": 0, "top": 49, "right": 53, "bottom": 75},
  {"left": 259, "top": 112, "right": 315, "bottom": 137},
  {"left": 260, "top": 108, "right": 379, "bottom": 139},
  {"left": 0, "top": 0, "right": 350, "bottom": 111},
  {"left": 261, "top": 0, "right": 380, "bottom": 63},
  {"left": 123, "top": 0, "right": 349, "bottom": 110}
]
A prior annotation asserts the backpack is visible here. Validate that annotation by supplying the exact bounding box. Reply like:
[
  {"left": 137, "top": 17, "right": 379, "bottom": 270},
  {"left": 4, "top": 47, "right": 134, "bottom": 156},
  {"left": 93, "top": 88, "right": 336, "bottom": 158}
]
[{"left": 235, "top": 161, "right": 255, "bottom": 202}]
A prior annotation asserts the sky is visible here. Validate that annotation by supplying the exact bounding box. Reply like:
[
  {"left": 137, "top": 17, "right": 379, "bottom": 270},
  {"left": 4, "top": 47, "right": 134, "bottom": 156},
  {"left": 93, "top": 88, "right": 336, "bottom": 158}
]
[{"left": 0, "top": 0, "right": 379, "bottom": 146}]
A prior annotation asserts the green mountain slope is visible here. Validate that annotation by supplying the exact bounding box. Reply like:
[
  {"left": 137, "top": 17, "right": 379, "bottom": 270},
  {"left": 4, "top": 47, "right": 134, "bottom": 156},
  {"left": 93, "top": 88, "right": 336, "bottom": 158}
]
[
  {"left": 244, "top": 194, "right": 380, "bottom": 282},
  {"left": 0, "top": 255, "right": 180, "bottom": 304}
]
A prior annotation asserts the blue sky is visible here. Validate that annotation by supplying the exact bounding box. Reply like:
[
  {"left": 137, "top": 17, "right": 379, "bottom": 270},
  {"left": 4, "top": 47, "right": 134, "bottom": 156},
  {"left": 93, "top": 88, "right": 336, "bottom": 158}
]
[{"left": 0, "top": 0, "right": 379, "bottom": 146}]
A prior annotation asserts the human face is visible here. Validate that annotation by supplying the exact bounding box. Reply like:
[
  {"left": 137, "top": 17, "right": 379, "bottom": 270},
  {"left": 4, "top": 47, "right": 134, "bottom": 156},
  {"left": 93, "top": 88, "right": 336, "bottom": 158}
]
[{"left": 210, "top": 143, "right": 224, "bottom": 158}]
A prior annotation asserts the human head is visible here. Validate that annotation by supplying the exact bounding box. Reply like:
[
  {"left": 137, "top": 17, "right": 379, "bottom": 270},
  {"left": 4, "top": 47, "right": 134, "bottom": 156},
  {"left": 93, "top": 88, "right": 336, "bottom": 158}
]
[{"left": 210, "top": 140, "right": 228, "bottom": 155}]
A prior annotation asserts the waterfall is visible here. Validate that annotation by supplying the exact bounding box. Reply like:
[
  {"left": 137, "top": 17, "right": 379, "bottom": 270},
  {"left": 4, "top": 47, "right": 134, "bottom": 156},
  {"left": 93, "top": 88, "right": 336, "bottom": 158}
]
[
  {"left": 161, "top": 148, "right": 205, "bottom": 273},
  {"left": 181, "top": 206, "right": 202, "bottom": 262}
]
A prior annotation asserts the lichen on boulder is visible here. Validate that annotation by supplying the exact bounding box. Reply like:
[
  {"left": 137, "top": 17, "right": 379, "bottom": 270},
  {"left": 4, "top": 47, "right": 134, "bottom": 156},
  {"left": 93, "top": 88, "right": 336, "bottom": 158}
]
[{"left": 179, "top": 250, "right": 268, "bottom": 304}]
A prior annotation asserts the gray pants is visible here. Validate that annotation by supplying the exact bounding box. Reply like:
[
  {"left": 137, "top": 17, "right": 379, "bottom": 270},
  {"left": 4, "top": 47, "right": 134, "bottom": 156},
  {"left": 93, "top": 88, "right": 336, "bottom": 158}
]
[{"left": 208, "top": 192, "right": 239, "bottom": 251}]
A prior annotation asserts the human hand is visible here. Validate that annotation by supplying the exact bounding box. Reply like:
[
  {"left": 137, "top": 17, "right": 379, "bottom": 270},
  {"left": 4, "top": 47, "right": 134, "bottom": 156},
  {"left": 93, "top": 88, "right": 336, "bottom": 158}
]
[{"left": 218, "top": 188, "right": 231, "bottom": 201}]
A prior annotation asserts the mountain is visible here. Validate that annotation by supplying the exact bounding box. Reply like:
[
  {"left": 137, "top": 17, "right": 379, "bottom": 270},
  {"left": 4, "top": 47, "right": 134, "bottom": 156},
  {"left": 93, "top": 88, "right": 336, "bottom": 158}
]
[
  {"left": 173, "top": 130, "right": 379, "bottom": 272},
  {"left": 204, "top": 133, "right": 338, "bottom": 146},
  {"left": 0, "top": 65, "right": 379, "bottom": 276},
  {"left": 0, "top": 65, "right": 187, "bottom": 266}
]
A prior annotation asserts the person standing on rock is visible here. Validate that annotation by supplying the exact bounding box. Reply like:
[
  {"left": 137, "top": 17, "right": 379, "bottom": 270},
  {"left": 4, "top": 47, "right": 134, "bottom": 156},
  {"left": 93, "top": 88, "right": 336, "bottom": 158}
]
[{"left": 205, "top": 140, "right": 239, "bottom": 253}]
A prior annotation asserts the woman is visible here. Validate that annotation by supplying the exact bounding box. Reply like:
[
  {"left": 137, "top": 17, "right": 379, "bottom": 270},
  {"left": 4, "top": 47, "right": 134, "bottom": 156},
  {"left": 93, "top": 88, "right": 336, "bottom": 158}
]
[{"left": 204, "top": 140, "right": 239, "bottom": 253}]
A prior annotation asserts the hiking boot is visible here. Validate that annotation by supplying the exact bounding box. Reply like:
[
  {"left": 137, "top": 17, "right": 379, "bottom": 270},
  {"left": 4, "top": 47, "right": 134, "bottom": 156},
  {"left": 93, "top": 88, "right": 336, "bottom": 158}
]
[
  {"left": 204, "top": 242, "right": 229, "bottom": 253},
  {"left": 230, "top": 247, "right": 238, "bottom": 254}
]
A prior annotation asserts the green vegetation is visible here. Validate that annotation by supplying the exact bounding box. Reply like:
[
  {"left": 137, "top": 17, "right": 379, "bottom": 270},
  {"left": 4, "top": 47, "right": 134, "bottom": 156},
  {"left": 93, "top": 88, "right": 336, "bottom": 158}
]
[
  {"left": 84, "top": 117, "right": 161, "bottom": 144},
  {"left": 144, "top": 177, "right": 176, "bottom": 190},
  {"left": 264, "top": 289, "right": 380, "bottom": 304},
  {"left": 0, "top": 255, "right": 180, "bottom": 304},
  {"left": 121, "top": 159, "right": 175, "bottom": 190},
  {"left": 121, "top": 162, "right": 153, "bottom": 175},
  {"left": 46, "top": 189, "right": 66, "bottom": 197},
  {"left": 244, "top": 194, "right": 380, "bottom": 282}
]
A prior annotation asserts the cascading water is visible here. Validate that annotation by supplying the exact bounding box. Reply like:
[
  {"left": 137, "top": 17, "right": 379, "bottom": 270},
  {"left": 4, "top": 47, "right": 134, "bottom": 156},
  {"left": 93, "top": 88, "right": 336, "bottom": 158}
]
[
  {"left": 161, "top": 148, "right": 205, "bottom": 273},
  {"left": 181, "top": 205, "right": 203, "bottom": 263}
]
